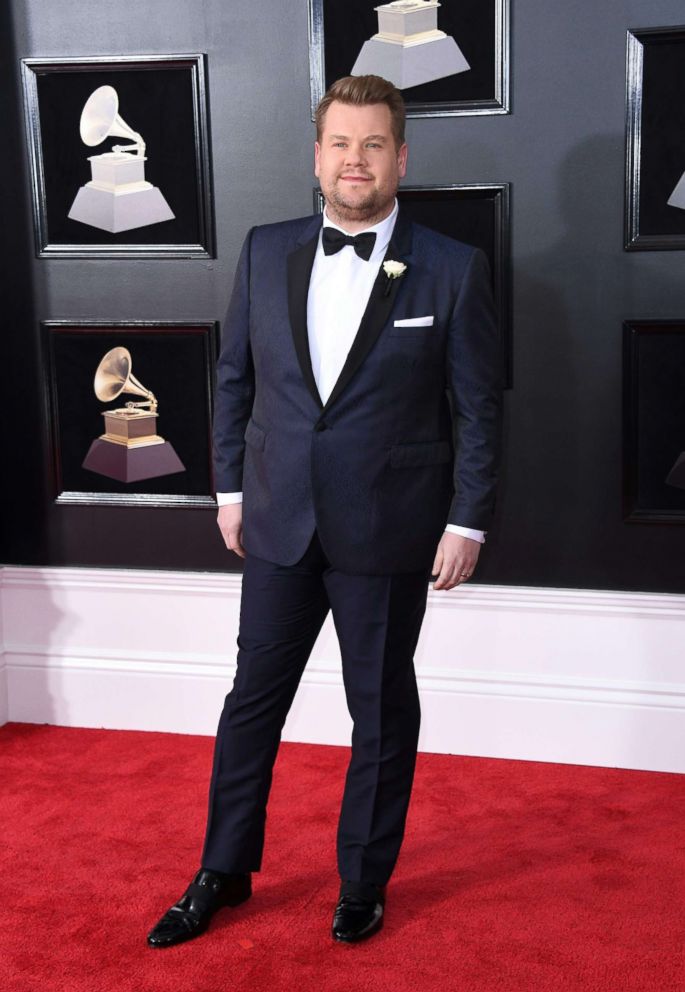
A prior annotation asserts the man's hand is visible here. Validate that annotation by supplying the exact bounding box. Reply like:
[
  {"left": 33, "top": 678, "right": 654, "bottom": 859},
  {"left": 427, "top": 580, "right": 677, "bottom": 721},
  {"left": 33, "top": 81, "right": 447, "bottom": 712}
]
[
  {"left": 431, "top": 532, "right": 481, "bottom": 591},
  {"left": 217, "top": 503, "right": 245, "bottom": 558}
]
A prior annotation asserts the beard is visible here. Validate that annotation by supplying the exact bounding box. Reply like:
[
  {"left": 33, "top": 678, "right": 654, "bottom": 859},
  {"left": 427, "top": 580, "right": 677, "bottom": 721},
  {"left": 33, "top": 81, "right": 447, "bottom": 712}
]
[{"left": 323, "top": 176, "right": 396, "bottom": 226}]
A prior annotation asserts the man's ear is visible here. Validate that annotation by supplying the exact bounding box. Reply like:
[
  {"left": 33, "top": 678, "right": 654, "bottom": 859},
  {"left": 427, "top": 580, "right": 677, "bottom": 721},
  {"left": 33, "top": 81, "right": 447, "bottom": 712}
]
[
  {"left": 397, "top": 143, "right": 408, "bottom": 179},
  {"left": 314, "top": 141, "right": 321, "bottom": 178}
]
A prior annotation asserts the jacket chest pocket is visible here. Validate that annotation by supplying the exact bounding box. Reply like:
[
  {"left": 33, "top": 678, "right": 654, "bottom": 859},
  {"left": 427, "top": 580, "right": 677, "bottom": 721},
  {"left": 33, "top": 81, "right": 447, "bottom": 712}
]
[{"left": 386, "top": 321, "right": 442, "bottom": 344}]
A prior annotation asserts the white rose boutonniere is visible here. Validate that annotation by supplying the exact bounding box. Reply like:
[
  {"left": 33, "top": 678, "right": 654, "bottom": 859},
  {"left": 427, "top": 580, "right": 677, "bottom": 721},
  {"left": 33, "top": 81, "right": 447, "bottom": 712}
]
[{"left": 382, "top": 259, "right": 407, "bottom": 296}]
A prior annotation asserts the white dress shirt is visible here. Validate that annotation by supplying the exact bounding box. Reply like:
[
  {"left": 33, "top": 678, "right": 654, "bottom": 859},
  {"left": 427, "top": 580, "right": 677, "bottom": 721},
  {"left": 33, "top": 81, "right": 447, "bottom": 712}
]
[{"left": 217, "top": 200, "right": 485, "bottom": 545}]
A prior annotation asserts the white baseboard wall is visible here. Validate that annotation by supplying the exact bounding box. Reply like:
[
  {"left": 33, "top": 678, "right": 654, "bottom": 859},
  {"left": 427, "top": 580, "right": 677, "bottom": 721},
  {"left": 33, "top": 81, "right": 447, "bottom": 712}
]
[
  {"left": 1, "top": 565, "right": 684, "bottom": 773},
  {"left": 0, "top": 595, "right": 7, "bottom": 728}
]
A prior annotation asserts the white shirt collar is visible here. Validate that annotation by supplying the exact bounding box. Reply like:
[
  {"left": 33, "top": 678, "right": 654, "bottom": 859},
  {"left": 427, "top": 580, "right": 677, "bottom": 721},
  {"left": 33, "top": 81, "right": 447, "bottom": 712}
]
[{"left": 321, "top": 199, "right": 398, "bottom": 258}]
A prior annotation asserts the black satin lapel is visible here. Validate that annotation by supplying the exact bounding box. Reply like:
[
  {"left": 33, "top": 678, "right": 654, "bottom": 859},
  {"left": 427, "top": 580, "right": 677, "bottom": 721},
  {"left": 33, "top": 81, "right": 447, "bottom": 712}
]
[
  {"left": 287, "top": 232, "right": 323, "bottom": 410},
  {"left": 322, "top": 221, "right": 412, "bottom": 414}
]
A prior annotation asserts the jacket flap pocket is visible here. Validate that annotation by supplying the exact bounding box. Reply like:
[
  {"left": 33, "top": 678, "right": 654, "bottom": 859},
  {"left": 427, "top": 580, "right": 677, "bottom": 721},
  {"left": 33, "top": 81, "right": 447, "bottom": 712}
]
[
  {"left": 244, "top": 418, "right": 266, "bottom": 451},
  {"left": 390, "top": 440, "right": 452, "bottom": 468}
]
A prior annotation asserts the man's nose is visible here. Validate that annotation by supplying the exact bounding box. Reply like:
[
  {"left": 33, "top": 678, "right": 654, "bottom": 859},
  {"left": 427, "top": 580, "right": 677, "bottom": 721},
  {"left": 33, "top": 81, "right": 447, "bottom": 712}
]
[{"left": 344, "top": 143, "right": 367, "bottom": 166}]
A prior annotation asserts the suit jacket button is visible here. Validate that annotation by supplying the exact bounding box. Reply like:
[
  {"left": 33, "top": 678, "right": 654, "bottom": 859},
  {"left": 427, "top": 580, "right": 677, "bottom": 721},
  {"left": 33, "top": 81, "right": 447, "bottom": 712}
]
[{"left": 314, "top": 421, "right": 328, "bottom": 432}]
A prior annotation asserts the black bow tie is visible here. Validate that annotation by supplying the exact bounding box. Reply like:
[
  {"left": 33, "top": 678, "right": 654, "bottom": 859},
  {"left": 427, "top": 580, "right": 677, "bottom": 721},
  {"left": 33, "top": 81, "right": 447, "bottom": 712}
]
[{"left": 322, "top": 227, "right": 377, "bottom": 261}]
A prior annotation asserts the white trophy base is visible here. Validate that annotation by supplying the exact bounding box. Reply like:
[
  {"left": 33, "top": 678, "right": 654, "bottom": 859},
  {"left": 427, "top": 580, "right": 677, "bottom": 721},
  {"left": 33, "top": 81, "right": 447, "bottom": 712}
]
[
  {"left": 352, "top": 34, "right": 470, "bottom": 89},
  {"left": 68, "top": 183, "right": 175, "bottom": 233},
  {"left": 667, "top": 171, "right": 685, "bottom": 211}
]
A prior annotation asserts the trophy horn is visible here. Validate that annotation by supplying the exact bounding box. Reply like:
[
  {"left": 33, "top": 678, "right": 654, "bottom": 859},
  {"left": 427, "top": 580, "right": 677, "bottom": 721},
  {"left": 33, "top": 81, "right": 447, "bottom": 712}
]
[
  {"left": 93, "top": 347, "right": 157, "bottom": 411},
  {"left": 79, "top": 85, "right": 145, "bottom": 156}
]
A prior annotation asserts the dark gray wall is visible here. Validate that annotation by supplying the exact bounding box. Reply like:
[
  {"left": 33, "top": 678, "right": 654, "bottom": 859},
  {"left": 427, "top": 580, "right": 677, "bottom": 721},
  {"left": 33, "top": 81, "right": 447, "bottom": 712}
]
[{"left": 3, "top": 0, "right": 685, "bottom": 592}]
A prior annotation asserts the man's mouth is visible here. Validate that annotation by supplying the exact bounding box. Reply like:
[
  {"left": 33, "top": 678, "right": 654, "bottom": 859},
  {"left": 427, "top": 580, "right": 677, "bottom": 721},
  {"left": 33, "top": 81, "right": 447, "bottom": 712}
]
[{"left": 340, "top": 175, "right": 373, "bottom": 182}]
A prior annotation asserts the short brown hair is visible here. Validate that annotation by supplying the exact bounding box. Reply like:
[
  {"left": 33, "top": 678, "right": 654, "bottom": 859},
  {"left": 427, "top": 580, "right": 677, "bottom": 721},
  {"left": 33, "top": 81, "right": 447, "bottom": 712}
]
[{"left": 315, "top": 75, "right": 406, "bottom": 149}]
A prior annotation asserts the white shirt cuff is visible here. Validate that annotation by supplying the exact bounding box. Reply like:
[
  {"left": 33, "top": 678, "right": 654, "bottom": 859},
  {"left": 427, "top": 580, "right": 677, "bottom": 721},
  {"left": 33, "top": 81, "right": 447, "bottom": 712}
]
[
  {"left": 445, "top": 524, "right": 486, "bottom": 544},
  {"left": 216, "top": 492, "right": 243, "bottom": 505}
]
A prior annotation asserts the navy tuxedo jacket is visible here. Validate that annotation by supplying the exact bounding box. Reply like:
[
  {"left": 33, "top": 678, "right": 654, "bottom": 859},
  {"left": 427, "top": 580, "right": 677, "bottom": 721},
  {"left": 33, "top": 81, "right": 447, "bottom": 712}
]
[{"left": 213, "top": 209, "right": 502, "bottom": 575}]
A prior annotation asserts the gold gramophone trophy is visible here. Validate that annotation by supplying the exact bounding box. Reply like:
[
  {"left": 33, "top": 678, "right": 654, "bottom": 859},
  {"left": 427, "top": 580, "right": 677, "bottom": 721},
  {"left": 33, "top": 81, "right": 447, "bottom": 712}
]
[{"left": 82, "top": 346, "right": 185, "bottom": 483}]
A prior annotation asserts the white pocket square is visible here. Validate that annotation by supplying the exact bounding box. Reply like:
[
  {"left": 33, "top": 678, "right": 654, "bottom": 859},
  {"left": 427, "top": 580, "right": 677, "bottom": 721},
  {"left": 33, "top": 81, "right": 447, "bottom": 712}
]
[{"left": 393, "top": 315, "right": 434, "bottom": 327}]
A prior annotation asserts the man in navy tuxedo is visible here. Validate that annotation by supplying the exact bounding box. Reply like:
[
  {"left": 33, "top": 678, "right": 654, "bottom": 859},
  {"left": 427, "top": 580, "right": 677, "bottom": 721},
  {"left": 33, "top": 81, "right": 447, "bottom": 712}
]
[{"left": 148, "top": 74, "right": 501, "bottom": 948}]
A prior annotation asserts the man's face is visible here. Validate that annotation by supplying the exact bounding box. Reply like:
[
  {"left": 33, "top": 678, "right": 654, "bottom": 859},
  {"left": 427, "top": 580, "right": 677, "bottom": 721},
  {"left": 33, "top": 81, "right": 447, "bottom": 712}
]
[{"left": 314, "top": 101, "right": 407, "bottom": 230}]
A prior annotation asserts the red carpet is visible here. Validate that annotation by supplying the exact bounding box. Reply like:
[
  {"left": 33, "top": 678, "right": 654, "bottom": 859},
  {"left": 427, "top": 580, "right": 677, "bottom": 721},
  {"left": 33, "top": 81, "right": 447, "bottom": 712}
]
[{"left": 0, "top": 722, "right": 683, "bottom": 991}]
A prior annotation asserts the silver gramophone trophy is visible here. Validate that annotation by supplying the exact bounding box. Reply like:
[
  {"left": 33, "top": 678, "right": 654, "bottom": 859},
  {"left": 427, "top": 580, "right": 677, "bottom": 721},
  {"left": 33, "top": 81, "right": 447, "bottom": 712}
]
[
  {"left": 351, "top": 0, "right": 470, "bottom": 90},
  {"left": 82, "top": 346, "right": 185, "bottom": 483},
  {"left": 666, "top": 451, "right": 685, "bottom": 490},
  {"left": 68, "top": 85, "right": 175, "bottom": 233},
  {"left": 667, "top": 169, "right": 685, "bottom": 211}
]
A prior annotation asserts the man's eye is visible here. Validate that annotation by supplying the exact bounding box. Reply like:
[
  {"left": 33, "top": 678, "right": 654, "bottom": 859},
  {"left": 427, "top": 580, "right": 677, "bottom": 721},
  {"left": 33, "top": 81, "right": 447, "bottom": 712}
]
[{"left": 367, "top": 143, "right": 381, "bottom": 149}]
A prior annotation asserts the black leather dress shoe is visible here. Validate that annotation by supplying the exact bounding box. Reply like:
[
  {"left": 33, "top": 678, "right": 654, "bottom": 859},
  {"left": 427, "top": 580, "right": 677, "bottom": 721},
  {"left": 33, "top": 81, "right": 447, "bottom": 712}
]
[
  {"left": 331, "top": 880, "right": 385, "bottom": 943},
  {"left": 147, "top": 868, "right": 251, "bottom": 948}
]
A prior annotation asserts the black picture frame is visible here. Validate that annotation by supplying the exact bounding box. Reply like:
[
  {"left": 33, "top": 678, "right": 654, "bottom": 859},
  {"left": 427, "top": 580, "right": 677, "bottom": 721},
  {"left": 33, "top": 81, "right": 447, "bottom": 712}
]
[
  {"left": 313, "top": 183, "right": 512, "bottom": 386},
  {"left": 625, "top": 26, "right": 685, "bottom": 250},
  {"left": 308, "top": 0, "right": 510, "bottom": 119},
  {"left": 623, "top": 320, "right": 685, "bottom": 523},
  {"left": 21, "top": 55, "right": 215, "bottom": 258},
  {"left": 42, "top": 321, "right": 219, "bottom": 508}
]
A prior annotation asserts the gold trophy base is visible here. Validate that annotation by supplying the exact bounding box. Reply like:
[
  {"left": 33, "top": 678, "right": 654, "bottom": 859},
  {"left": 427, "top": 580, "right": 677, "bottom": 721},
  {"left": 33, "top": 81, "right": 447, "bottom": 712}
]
[
  {"left": 100, "top": 432, "right": 165, "bottom": 448},
  {"left": 101, "top": 409, "right": 162, "bottom": 446}
]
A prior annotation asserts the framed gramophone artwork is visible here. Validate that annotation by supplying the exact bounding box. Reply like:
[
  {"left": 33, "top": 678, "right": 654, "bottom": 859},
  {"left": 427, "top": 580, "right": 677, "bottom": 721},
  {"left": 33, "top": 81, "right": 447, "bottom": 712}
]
[
  {"left": 623, "top": 320, "right": 685, "bottom": 523},
  {"left": 42, "top": 321, "right": 219, "bottom": 508},
  {"left": 21, "top": 55, "right": 214, "bottom": 258},
  {"left": 308, "top": 0, "right": 510, "bottom": 118},
  {"left": 313, "top": 182, "right": 512, "bottom": 386},
  {"left": 625, "top": 26, "right": 685, "bottom": 250}
]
